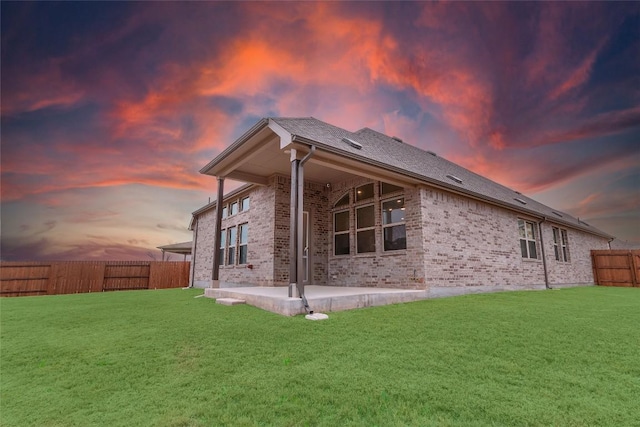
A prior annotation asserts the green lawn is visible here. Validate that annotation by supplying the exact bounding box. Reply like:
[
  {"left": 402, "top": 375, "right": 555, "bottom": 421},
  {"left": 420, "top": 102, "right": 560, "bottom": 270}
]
[{"left": 1, "top": 287, "right": 639, "bottom": 427}]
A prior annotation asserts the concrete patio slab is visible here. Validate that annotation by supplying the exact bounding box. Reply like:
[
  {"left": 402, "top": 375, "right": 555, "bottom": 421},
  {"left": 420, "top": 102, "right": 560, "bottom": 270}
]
[
  {"left": 204, "top": 285, "right": 429, "bottom": 316},
  {"left": 216, "top": 297, "right": 246, "bottom": 306}
]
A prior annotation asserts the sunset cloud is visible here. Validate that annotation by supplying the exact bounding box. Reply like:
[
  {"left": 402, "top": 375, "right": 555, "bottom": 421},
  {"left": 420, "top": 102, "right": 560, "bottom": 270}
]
[{"left": 1, "top": 1, "right": 638, "bottom": 260}]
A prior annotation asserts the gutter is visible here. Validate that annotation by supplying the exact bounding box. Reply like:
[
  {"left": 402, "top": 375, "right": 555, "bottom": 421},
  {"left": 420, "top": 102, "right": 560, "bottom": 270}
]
[{"left": 538, "top": 217, "right": 550, "bottom": 289}]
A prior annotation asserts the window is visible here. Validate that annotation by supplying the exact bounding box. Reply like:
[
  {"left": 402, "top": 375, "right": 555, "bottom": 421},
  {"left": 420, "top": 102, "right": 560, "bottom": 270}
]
[
  {"left": 238, "top": 223, "right": 248, "bottom": 264},
  {"left": 381, "top": 182, "right": 403, "bottom": 195},
  {"left": 356, "top": 205, "right": 375, "bottom": 253},
  {"left": 334, "top": 192, "right": 349, "bottom": 208},
  {"left": 240, "top": 197, "right": 250, "bottom": 212},
  {"left": 334, "top": 210, "right": 350, "bottom": 255},
  {"left": 230, "top": 201, "right": 239, "bottom": 216},
  {"left": 218, "top": 229, "right": 226, "bottom": 266},
  {"left": 553, "top": 227, "right": 570, "bottom": 262},
  {"left": 382, "top": 198, "right": 406, "bottom": 251},
  {"left": 518, "top": 219, "right": 537, "bottom": 259},
  {"left": 561, "top": 230, "right": 570, "bottom": 262},
  {"left": 222, "top": 206, "right": 228, "bottom": 218},
  {"left": 227, "top": 226, "right": 237, "bottom": 265},
  {"left": 355, "top": 183, "right": 374, "bottom": 201}
]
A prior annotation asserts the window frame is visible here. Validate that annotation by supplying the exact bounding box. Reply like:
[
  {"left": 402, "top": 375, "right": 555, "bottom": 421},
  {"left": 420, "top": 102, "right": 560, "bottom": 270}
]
[
  {"left": 381, "top": 197, "right": 406, "bottom": 252},
  {"left": 227, "top": 225, "right": 237, "bottom": 265},
  {"left": 356, "top": 204, "right": 376, "bottom": 254},
  {"left": 238, "top": 223, "right": 248, "bottom": 265},
  {"left": 333, "top": 209, "right": 350, "bottom": 256},
  {"left": 355, "top": 183, "right": 374, "bottom": 202},
  {"left": 218, "top": 228, "right": 226, "bottom": 266},
  {"left": 229, "top": 200, "right": 239, "bottom": 216},
  {"left": 518, "top": 219, "right": 538, "bottom": 260},
  {"left": 240, "top": 197, "right": 250, "bottom": 212}
]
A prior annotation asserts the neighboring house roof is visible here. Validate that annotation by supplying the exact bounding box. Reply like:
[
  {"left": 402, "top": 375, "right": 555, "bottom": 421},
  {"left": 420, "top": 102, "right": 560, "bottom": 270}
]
[
  {"left": 196, "top": 117, "right": 613, "bottom": 239},
  {"left": 157, "top": 241, "right": 193, "bottom": 255}
]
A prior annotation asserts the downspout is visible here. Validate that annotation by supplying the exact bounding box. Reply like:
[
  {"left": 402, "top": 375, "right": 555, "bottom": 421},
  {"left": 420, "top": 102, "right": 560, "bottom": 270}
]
[
  {"left": 538, "top": 216, "right": 550, "bottom": 289},
  {"left": 289, "top": 145, "right": 316, "bottom": 314},
  {"left": 607, "top": 238, "right": 614, "bottom": 250},
  {"left": 189, "top": 217, "right": 198, "bottom": 288},
  {"left": 296, "top": 146, "right": 316, "bottom": 313}
]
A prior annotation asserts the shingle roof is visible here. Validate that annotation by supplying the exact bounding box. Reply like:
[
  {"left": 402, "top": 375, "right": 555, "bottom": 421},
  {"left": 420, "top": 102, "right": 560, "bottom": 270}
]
[{"left": 270, "top": 117, "right": 611, "bottom": 238}]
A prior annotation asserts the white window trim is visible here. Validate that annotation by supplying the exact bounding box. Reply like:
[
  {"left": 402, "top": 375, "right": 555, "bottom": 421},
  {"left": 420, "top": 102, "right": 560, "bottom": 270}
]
[
  {"left": 381, "top": 196, "right": 406, "bottom": 252},
  {"left": 238, "top": 223, "right": 248, "bottom": 264},
  {"left": 518, "top": 219, "right": 538, "bottom": 260},
  {"left": 227, "top": 226, "right": 237, "bottom": 265},
  {"left": 240, "top": 196, "right": 250, "bottom": 212}
]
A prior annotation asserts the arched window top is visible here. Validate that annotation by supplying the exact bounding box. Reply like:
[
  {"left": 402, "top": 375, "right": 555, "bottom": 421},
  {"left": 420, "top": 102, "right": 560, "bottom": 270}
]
[{"left": 333, "top": 192, "right": 350, "bottom": 208}]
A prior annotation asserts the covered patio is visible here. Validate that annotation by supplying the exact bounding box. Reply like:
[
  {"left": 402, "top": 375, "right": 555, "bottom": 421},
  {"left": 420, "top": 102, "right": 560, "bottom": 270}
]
[{"left": 204, "top": 285, "right": 430, "bottom": 316}]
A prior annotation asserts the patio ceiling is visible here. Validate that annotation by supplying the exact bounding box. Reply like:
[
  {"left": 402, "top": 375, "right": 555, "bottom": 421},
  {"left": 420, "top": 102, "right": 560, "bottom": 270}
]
[{"left": 201, "top": 124, "right": 418, "bottom": 188}]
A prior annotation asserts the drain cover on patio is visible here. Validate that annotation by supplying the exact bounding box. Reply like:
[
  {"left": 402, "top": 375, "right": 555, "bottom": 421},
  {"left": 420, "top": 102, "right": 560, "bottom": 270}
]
[{"left": 216, "top": 298, "right": 246, "bottom": 306}]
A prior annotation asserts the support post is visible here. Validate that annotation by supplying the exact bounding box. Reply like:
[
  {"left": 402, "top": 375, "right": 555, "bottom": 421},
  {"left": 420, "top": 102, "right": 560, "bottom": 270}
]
[
  {"left": 296, "top": 157, "right": 305, "bottom": 295},
  {"left": 289, "top": 152, "right": 300, "bottom": 297},
  {"left": 211, "top": 176, "right": 225, "bottom": 287}
]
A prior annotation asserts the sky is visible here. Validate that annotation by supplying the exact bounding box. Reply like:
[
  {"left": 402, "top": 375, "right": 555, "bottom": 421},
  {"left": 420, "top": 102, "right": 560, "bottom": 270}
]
[{"left": 1, "top": 1, "right": 639, "bottom": 261}]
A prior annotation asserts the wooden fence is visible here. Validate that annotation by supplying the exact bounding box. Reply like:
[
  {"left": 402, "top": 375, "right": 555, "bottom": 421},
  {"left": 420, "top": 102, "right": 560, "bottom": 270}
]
[
  {"left": 0, "top": 261, "right": 190, "bottom": 297},
  {"left": 591, "top": 250, "right": 640, "bottom": 287}
]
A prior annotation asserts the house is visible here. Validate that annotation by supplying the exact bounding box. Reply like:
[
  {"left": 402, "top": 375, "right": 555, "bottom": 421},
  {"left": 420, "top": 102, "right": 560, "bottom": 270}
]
[{"left": 188, "top": 117, "right": 612, "bottom": 299}]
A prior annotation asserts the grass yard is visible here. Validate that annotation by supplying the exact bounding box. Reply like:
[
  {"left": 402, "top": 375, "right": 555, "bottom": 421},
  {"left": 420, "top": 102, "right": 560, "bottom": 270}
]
[{"left": 1, "top": 287, "right": 639, "bottom": 427}]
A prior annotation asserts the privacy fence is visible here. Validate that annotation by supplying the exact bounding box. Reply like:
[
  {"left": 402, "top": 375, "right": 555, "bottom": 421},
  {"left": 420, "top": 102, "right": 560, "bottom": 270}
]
[
  {"left": 0, "top": 261, "right": 190, "bottom": 297},
  {"left": 591, "top": 250, "right": 640, "bottom": 287}
]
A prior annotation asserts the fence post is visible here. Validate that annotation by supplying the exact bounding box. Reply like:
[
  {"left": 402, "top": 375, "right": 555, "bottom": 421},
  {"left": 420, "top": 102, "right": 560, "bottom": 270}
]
[
  {"left": 629, "top": 251, "right": 639, "bottom": 287},
  {"left": 591, "top": 251, "right": 600, "bottom": 286}
]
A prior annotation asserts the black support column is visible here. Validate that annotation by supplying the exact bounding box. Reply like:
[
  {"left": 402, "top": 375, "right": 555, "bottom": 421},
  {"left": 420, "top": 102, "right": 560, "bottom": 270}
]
[{"left": 211, "top": 176, "right": 225, "bottom": 287}]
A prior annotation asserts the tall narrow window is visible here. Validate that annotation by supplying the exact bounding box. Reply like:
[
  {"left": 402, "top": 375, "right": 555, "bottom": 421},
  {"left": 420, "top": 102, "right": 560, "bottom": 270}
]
[
  {"left": 222, "top": 206, "right": 228, "bottom": 218},
  {"left": 561, "top": 229, "right": 570, "bottom": 262},
  {"left": 238, "top": 223, "right": 248, "bottom": 264},
  {"left": 518, "top": 219, "right": 537, "bottom": 259},
  {"left": 334, "top": 210, "right": 350, "bottom": 255},
  {"left": 382, "top": 198, "right": 406, "bottom": 251},
  {"left": 230, "top": 201, "right": 239, "bottom": 216},
  {"left": 240, "top": 197, "right": 250, "bottom": 212},
  {"left": 218, "top": 229, "right": 226, "bottom": 266},
  {"left": 553, "top": 227, "right": 561, "bottom": 261},
  {"left": 227, "top": 226, "right": 237, "bottom": 265},
  {"left": 356, "top": 205, "right": 375, "bottom": 253}
]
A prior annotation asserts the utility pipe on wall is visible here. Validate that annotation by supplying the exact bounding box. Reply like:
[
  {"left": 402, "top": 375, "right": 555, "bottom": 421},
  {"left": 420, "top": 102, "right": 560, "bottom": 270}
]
[{"left": 538, "top": 216, "right": 550, "bottom": 289}]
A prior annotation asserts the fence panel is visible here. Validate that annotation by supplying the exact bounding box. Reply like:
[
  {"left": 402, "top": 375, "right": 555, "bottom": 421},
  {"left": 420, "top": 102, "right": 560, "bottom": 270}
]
[
  {"left": 0, "top": 261, "right": 190, "bottom": 297},
  {"left": 149, "top": 262, "right": 190, "bottom": 289},
  {"left": 0, "top": 263, "right": 51, "bottom": 296},
  {"left": 103, "top": 262, "right": 150, "bottom": 291},
  {"left": 591, "top": 250, "right": 640, "bottom": 287}
]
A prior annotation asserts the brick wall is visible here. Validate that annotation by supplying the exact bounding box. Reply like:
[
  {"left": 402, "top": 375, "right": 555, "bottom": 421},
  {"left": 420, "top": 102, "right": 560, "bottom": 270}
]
[
  {"left": 192, "top": 175, "right": 609, "bottom": 292},
  {"left": 543, "top": 222, "right": 609, "bottom": 285},
  {"left": 419, "top": 186, "right": 608, "bottom": 290},
  {"left": 191, "top": 175, "right": 329, "bottom": 288},
  {"left": 420, "top": 187, "right": 545, "bottom": 288},
  {"left": 218, "top": 184, "right": 276, "bottom": 286},
  {"left": 191, "top": 206, "right": 216, "bottom": 287}
]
